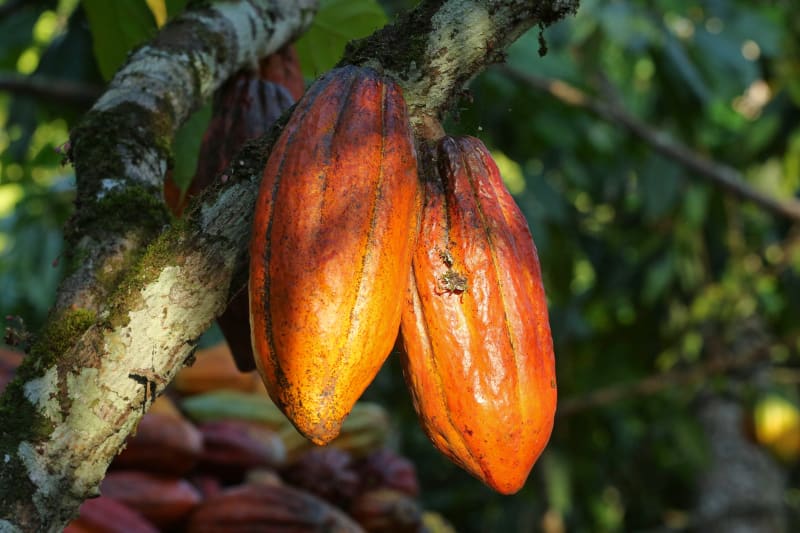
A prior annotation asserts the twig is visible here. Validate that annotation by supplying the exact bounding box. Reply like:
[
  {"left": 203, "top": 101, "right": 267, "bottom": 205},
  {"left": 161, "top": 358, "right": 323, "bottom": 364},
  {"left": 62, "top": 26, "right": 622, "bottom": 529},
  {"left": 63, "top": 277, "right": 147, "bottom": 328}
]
[
  {"left": 0, "top": 74, "right": 103, "bottom": 108},
  {"left": 0, "top": 0, "right": 27, "bottom": 19},
  {"left": 557, "top": 347, "right": 770, "bottom": 417},
  {"left": 499, "top": 66, "right": 800, "bottom": 223}
]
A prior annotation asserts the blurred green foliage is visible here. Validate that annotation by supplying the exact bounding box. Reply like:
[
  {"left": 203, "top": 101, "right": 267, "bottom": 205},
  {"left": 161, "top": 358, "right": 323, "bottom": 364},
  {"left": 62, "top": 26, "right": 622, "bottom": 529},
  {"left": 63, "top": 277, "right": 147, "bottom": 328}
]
[{"left": 2, "top": 0, "right": 800, "bottom": 531}]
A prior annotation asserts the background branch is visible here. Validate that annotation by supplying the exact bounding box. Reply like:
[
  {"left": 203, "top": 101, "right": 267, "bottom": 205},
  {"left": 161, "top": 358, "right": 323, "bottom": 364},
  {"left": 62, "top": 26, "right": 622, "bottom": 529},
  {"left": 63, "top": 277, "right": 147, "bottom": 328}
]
[
  {"left": 499, "top": 65, "right": 800, "bottom": 223},
  {"left": 0, "top": 74, "right": 103, "bottom": 108},
  {"left": 558, "top": 346, "right": 770, "bottom": 417}
]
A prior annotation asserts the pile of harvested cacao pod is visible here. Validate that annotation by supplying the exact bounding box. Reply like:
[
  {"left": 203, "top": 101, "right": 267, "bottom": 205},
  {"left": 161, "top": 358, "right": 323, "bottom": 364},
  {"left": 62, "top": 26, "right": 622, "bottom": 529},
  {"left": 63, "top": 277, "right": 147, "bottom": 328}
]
[
  {"left": 33, "top": 341, "right": 454, "bottom": 532},
  {"left": 249, "top": 64, "right": 557, "bottom": 495}
]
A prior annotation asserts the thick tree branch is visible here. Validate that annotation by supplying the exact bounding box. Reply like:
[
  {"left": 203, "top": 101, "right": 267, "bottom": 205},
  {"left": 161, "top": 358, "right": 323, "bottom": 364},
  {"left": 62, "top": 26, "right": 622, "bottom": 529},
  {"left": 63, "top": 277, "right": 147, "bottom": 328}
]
[
  {"left": 0, "top": 0, "right": 579, "bottom": 530},
  {"left": 60, "top": 0, "right": 316, "bottom": 314},
  {"left": 0, "top": 74, "right": 102, "bottom": 108},
  {"left": 500, "top": 66, "right": 800, "bottom": 223}
]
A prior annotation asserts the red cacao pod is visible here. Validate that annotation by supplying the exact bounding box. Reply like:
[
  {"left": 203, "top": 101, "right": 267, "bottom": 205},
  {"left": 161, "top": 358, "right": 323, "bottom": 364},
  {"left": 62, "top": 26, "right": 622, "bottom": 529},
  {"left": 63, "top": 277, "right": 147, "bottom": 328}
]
[
  {"left": 100, "top": 471, "right": 202, "bottom": 529},
  {"left": 64, "top": 496, "right": 157, "bottom": 533},
  {"left": 186, "top": 483, "right": 365, "bottom": 532},
  {"left": 249, "top": 65, "right": 419, "bottom": 445},
  {"left": 259, "top": 44, "right": 305, "bottom": 100},
  {"left": 196, "top": 419, "right": 286, "bottom": 482},
  {"left": 400, "top": 136, "right": 556, "bottom": 495},
  {"left": 112, "top": 411, "right": 202, "bottom": 476}
]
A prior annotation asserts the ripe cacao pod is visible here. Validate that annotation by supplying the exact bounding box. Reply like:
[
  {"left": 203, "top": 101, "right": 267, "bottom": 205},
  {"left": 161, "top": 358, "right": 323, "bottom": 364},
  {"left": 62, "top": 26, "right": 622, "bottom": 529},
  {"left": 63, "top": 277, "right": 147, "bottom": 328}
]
[
  {"left": 64, "top": 496, "right": 157, "bottom": 533},
  {"left": 186, "top": 483, "right": 365, "bottom": 532},
  {"left": 259, "top": 45, "right": 305, "bottom": 101},
  {"left": 249, "top": 65, "right": 419, "bottom": 444},
  {"left": 400, "top": 136, "right": 556, "bottom": 495},
  {"left": 348, "top": 489, "right": 422, "bottom": 533},
  {"left": 196, "top": 419, "right": 286, "bottom": 481},
  {"left": 112, "top": 412, "right": 202, "bottom": 477},
  {"left": 100, "top": 471, "right": 202, "bottom": 529},
  {"left": 281, "top": 448, "right": 360, "bottom": 508}
]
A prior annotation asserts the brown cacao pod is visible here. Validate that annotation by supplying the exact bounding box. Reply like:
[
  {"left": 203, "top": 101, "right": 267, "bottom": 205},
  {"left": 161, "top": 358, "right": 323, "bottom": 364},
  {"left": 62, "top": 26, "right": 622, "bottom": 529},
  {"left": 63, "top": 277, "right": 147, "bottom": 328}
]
[
  {"left": 348, "top": 489, "right": 422, "bottom": 533},
  {"left": 112, "top": 412, "right": 203, "bottom": 476},
  {"left": 196, "top": 419, "right": 286, "bottom": 481},
  {"left": 100, "top": 471, "right": 202, "bottom": 529},
  {"left": 166, "top": 73, "right": 295, "bottom": 217},
  {"left": 281, "top": 448, "right": 360, "bottom": 508},
  {"left": 400, "top": 136, "right": 557, "bottom": 495},
  {"left": 259, "top": 44, "right": 305, "bottom": 100},
  {"left": 355, "top": 448, "right": 420, "bottom": 497},
  {"left": 64, "top": 497, "right": 157, "bottom": 533},
  {"left": 249, "top": 65, "right": 419, "bottom": 444},
  {"left": 186, "top": 483, "right": 365, "bottom": 532}
]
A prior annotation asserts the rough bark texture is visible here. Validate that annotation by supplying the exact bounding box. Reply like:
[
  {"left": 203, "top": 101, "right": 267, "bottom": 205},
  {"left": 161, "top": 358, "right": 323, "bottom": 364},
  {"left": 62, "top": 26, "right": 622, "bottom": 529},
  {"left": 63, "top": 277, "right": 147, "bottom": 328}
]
[
  {"left": 0, "top": 0, "right": 579, "bottom": 530},
  {"left": 694, "top": 395, "right": 786, "bottom": 533}
]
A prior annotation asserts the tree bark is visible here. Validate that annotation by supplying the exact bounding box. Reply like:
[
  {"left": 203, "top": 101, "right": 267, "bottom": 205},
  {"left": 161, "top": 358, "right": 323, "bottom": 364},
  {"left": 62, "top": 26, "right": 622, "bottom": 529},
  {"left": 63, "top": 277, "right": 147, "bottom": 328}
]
[{"left": 0, "top": 0, "right": 579, "bottom": 530}]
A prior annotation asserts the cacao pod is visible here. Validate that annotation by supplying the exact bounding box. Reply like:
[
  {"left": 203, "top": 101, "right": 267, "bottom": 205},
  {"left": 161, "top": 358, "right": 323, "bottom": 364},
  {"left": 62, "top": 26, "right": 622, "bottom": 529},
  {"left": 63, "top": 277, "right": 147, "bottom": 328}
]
[
  {"left": 180, "top": 389, "right": 287, "bottom": 428},
  {"left": 259, "top": 45, "right": 305, "bottom": 101},
  {"left": 281, "top": 448, "right": 360, "bottom": 508},
  {"left": 173, "top": 342, "right": 258, "bottom": 395},
  {"left": 196, "top": 419, "right": 286, "bottom": 481},
  {"left": 348, "top": 489, "right": 422, "bottom": 533},
  {"left": 112, "top": 412, "right": 203, "bottom": 476},
  {"left": 355, "top": 448, "right": 420, "bottom": 497},
  {"left": 167, "top": 73, "right": 295, "bottom": 217},
  {"left": 100, "top": 471, "right": 202, "bottom": 529},
  {"left": 185, "top": 483, "right": 365, "bottom": 532},
  {"left": 64, "top": 496, "right": 157, "bottom": 533},
  {"left": 249, "top": 65, "right": 419, "bottom": 444},
  {"left": 400, "top": 136, "right": 556, "bottom": 495}
]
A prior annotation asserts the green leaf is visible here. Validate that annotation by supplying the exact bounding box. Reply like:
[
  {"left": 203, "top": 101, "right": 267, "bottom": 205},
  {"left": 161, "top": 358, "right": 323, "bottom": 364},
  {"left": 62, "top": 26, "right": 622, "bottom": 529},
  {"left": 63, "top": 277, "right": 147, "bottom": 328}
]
[
  {"left": 82, "top": 0, "right": 159, "bottom": 80},
  {"left": 165, "top": 0, "right": 189, "bottom": 18},
  {"left": 294, "top": 0, "right": 387, "bottom": 78},
  {"left": 171, "top": 102, "right": 212, "bottom": 193}
]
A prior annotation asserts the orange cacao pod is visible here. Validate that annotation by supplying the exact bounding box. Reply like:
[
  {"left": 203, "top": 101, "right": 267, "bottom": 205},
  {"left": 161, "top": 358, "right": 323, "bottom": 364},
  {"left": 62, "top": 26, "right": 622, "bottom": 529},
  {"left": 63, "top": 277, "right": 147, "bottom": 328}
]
[
  {"left": 400, "top": 136, "right": 556, "bottom": 494},
  {"left": 249, "top": 65, "right": 419, "bottom": 444},
  {"left": 173, "top": 342, "right": 258, "bottom": 395}
]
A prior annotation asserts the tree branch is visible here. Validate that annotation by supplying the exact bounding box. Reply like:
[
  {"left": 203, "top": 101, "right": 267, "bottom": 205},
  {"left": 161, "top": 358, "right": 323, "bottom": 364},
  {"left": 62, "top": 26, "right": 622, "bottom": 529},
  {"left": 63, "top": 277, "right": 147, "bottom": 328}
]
[
  {"left": 0, "top": 74, "right": 103, "bottom": 108},
  {"left": 0, "top": 1, "right": 580, "bottom": 530},
  {"left": 499, "top": 65, "right": 800, "bottom": 223},
  {"left": 557, "top": 346, "right": 770, "bottom": 417}
]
